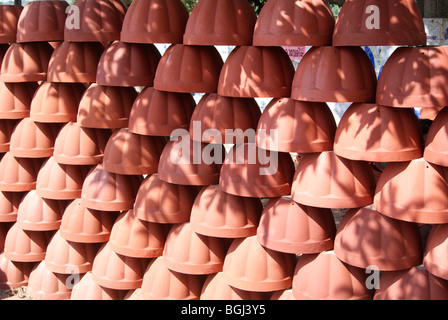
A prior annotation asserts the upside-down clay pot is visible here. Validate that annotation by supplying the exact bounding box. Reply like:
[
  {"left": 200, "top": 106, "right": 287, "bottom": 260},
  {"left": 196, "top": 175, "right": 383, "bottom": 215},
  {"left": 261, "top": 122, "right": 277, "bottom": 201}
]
[
  {"left": 0, "top": 191, "right": 24, "bottom": 223},
  {"left": 109, "top": 210, "right": 168, "bottom": 259},
  {"left": 81, "top": 164, "right": 143, "bottom": 212},
  {"left": 190, "top": 185, "right": 262, "bottom": 238},
  {"left": 420, "top": 107, "right": 444, "bottom": 121},
  {"left": 77, "top": 83, "right": 138, "bottom": 129},
  {"left": 189, "top": 93, "right": 261, "bottom": 144},
  {"left": 64, "top": 0, "right": 125, "bottom": 43},
  {"left": 30, "top": 81, "right": 86, "bottom": 124},
  {"left": 0, "top": 42, "right": 53, "bottom": 83},
  {"left": 219, "top": 143, "right": 295, "bottom": 198},
  {"left": 60, "top": 199, "right": 118, "bottom": 244},
  {"left": 334, "top": 103, "right": 423, "bottom": 162},
  {"left": 129, "top": 87, "right": 196, "bottom": 137},
  {"left": 133, "top": 174, "right": 198, "bottom": 224},
  {"left": 257, "top": 197, "right": 336, "bottom": 254},
  {"left": 96, "top": 41, "right": 161, "bottom": 88},
  {"left": 163, "top": 222, "right": 227, "bottom": 275},
  {"left": 0, "top": 119, "right": 19, "bottom": 153},
  {"left": 92, "top": 243, "right": 151, "bottom": 290},
  {"left": 423, "top": 224, "right": 448, "bottom": 281},
  {"left": 374, "top": 266, "right": 448, "bottom": 300},
  {"left": 9, "top": 118, "right": 61, "bottom": 158},
  {"left": 0, "top": 253, "right": 33, "bottom": 290},
  {"left": 333, "top": 0, "right": 426, "bottom": 46},
  {"left": 120, "top": 0, "right": 189, "bottom": 44},
  {"left": 253, "top": 0, "right": 334, "bottom": 46},
  {"left": 334, "top": 206, "right": 422, "bottom": 271},
  {"left": 16, "top": 0, "right": 68, "bottom": 43},
  {"left": 183, "top": 0, "right": 256, "bottom": 46},
  {"left": 291, "top": 151, "right": 376, "bottom": 209},
  {"left": 27, "top": 261, "right": 73, "bottom": 300},
  {"left": 424, "top": 108, "right": 448, "bottom": 167},
  {"left": 16, "top": 190, "right": 67, "bottom": 232},
  {"left": 71, "top": 272, "right": 128, "bottom": 300},
  {"left": 377, "top": 47, "right": 448, "bottom": 108},
  {"left": 0, "top": 82, "right": 38, "bottom": 120},
  {"left": 47, "top": 41, "right": 105, "bottom": 83},
  {"left": 256, "top": 98, "right": 336, "bottom": 153},
  {"left": 218, "top": 46, "right": 295, "bottom": 98},
  {"left": 223, "top": 236, "right": 296, "bottom": 292},
  {"left": 0, "top": 5, "right": 23, "bottom": 44},
  {"left": 374, "top": 159, "right": 448, "bottom": 224},
  {"left": 36, "top": 157, "right": 91, "bottom": 200},
  {"left": 0, "top": 153, "right": 43, "bottom": 192},
  {"left": 154, "top": 44, "right": 224, "bottom": 93},
  {"left": 291, "top": 46, "right": 377, "bottom": 103}
]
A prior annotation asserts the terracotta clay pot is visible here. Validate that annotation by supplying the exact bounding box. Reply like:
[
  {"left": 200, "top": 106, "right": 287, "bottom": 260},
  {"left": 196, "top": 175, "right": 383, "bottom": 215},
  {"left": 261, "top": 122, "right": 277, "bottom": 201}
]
[
  {"left": 223, "top": 236, "right": 296, "bottom": 292},
  {"left": 103, "top": 128, "right": 166, "bottom": 176},
  {"left": 134, "top": 174, "right": 198, "bottom": 224},
  {"left": 109, "top": 210, "right": 168, "bottom": 259},
  {"left": 333, "top": 0, "right": 426, "bottom": 46},
  {"left": 77, "top": 83, "right": 138, "bottom": 129},
  {"left": 30, "top": 81, "right": 86, "bottom": 124},
  {"left": 129, "top": 87, "right": 196, "bottom": 137},
  {"left": 36, "top": 157, "right": 92, "bottom": 200},
  {"left": 81, "top": 164, "right": 143, "bottom": 212},
  {"left": 190, "top": 185, "right": 262, "bottom": 238},
  {"left": 423, "top": 224, "right": 448, "bottom": 281},
  {"left": 376, "top": 47, "right": 448, "bottom": 108},
  {"left": 27, "top": 261, "right": 73, "bottom": 300},
  {"left": 16, "top": 190, "right": 67, "bottom": 232},
  {"left": 64, "top": 0, "right": 125, "bottom": 43},
  {"left": 163, "top": 222, "right": 227, "bottom": 275},
  {"left": 16, "top": 0, "right": 68, "bottom": 43},
  {"left": 0, "top": 191, "right": 25, "bottom": 223},
  {"left": 60, "top": 199, "right": 118, "bottom": 244},
  {"left": 291, "top": 46, "right": 377, "bottom": 103},
  {"left": 141, "top": 257, "right": 205, "bottom": 300},
  {"left": 9, "top": 118, "right": 61, "bottom": 158},
  {"left": 374, "top": 266, "right": 448, "bottom": 300},
  {"left": 0, "top": 221, "right": 12, "bottom": 251},
  {"left": 0, "top": 119, "right": 19, "bottom": 153},
  {"left": 420, "top": 107, "right": 444, "bottom": 121},
  {"left": 253, "top": 0, "right": 334, "bottom": 46},
  {"left": 96, "top": 41, "right": 161, "bottom": 88},
  {"left": 0, "top": 42, "right": 53, "bottom": 83},
  {"left": 334, "top": 103, "right": 423, "bottom": 162},
  {"left": 120, "top": 0, "right": 189, "bottom": 44},
  {"left": 92, "top": 243, "right": 151, "bottom": 290},
  {"left": 0, "top": 5, "right": 23, "bottom": 44},
  {"left": 291, "top": 151, "right": 375, "bottom": 209},
  {"left": 53, "top": 122, "right": 111, "bottom": 165},
  {"left": 0, "top": 82, "right": 38, "bottom": 120},
  {"left": 219, "top": 143, "right": 295, "bottom": 198},
  {"left": 292, "top": 251, "right": 373, "bottom": 300},
  {"left": 154, "top": 44, "right": 223, "bottom": 94},
  {"left": 271, "top": 289, "right": 295, "bottom": 300},
  {"left": 257, "top": 196, "right": 336, "bottom": 254},
  {"left": 0, "top": 153, "right": 43, "bottom": 192},
  {"left": 183, "top": 0, "right": 256, "bottom": 46},
  {"left": 71, "top": 272, "right": 128, "bottom": 300},
  {"left": 334, "top": 206, "right": 422, "bottom": 271},
  {"left": 47, "top": 41, "right": 104, "bottom": 83},
  {"left": 218, "top": 46, "right": 295, "bottom": 98},
  {"left": 256, "top": 98, "right": 336, "bottom": 153},
  {"left": 0, "top": 253, "right": 33, "bottom": 290},
  {"left": 374, "top": 158, "right": 448, "bottom": 224},
  {"left": 189, "top": 93, "right": 261, "bottom": 144},
  {"left": 424, "top": 108, "right": 448, "bottom": 167}
]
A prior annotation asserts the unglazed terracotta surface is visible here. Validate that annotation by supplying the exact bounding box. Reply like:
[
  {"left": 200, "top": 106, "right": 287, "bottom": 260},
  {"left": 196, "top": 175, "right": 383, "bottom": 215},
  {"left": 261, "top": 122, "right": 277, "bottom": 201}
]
[
  {"left": 0, "top": 190, "right": 24, "bottom": 223},
  {"left": 71, "top": 272, "right": 129, "bottom": 300},
  {"left": 424, "top": 108, "right": 448, "bottom": 167},
  {"left": 0, "top": 252, "right": 33, "bottom": 290},
  {"left": 423, "top": 224, "right": 448, "bottom": 281},
  {"left": 0, "top": 5, "right": 23, "bottom": 44},
  {"left": 0, "top": 153, "right": 43, "bottom": 192},
  {"left": 27, "top": 261, "right": 72, "bottom": 300},
  {"left": 0, "top": 82, "right": 38, "bottom": 120}
]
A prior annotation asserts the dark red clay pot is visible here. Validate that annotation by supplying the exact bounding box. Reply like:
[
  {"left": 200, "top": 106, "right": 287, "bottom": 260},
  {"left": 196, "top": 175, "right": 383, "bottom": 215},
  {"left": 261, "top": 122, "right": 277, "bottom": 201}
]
[
  {"left": 333, "top": 0, "right": 426, "bottom": 46},
  {"left": 183, "top": 0, "right": 256, "bottom": 46},
  {"left": 16, "top": 0, "right": 68, "bottom": 43},
  {"left": 253, "top": 0, "right": 334, "bottom": 46},
  {"left": 424, "top": 108, "right": 448, "bottom": 167},
  {"left": 0, "top": 119, "right": 19, "bottom": 152},
  {"left": 423, "top": 224, "right": 448, "bottom": 281},
  {"left": 219, "top": 143, "right": 295, "bottom": 198},
  {"left": 0, "top": 42, "right": 53, "bottom": 83},
  {"left": 291, "top": 151, "right": 376, "bottom": 209},
  {"left": 129, "top": 87, "right": 196, "bottom": 137},
  {"left": 77, "top": 83, "right": 138, "bottom": 129},
  {"left": 121, "top": 0, "right": 189, "bottom": 44},
  {"left": 218, "top": 46, "right": 295, "bottom": 98},
  {"left": 96, "top": 41, "right": 161, "bottom": 88},
  {"left": 190, "top": 185, "right": 262, "bottom": 238},
  {"left": 189, "top": 93, "right": 261, "bottom": 145},
  {"left": 0, "top": 82, "right": 38, "bottom": 120},
  {"left": 291, "top": 46, "right": 377, "bottom": 103},
  {"left": 133, "top": 174, "right": 198, "bottom": 224},
  {"left": 27, "top": 261, "right": 73, "bottom": 300},
  {"left": 256, "top": 98, "right": 336, "bottom": 153},
  {"left": 334, "top": 103, "right": 423, "bottom": 162},
  {"left": 81, "top": 164, "right": 143, "bottom": 212},
  {"left": 0, "top": 5, "right": 23, "bottom": 44},
  {"left": 71, "top": 272, "right": 128, "bottom": 300},
  {"left": 154, "top": 44, "right": 223, "bottom": 94},
  {"left": 0, "top": 153, "right": 43, "bottom": 192},
  {"left": 0, "top": 252, "right": 33, "bottom": 290},
  {"left": 374, "top": 158, "right": 448, "bottom": 224},
  {"left": 0, "top": 191, "right": 25, "bottom": 223},
  {"left": 257, "top": 196, "right": 336, "bottom": 255},
  {"left": 376, "top": 47, "right": 448, "bottom": 108}
]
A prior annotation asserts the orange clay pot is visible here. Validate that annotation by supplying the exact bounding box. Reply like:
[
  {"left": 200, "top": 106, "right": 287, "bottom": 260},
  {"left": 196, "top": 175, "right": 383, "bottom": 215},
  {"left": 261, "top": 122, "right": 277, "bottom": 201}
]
[
  {"left": 71, "top": 272, "right": 129, "bottom": 300},
  {"left": 0, "top": 5, "right": 23, "bottom": 44},
  {"left": 0, "top": 252, "right": 33, "bottom": 290},
  {"left": 0, "top": 191, "right": 24, "bottom": 223},
  {"left": 27, "top": 261, "right": 73, "bottom": 300},
  {"left": 424, "top": 108, "right": 448, "bottom": 167},
  {"left": 423, "top": 224, "right": 448, "bottom": 281},
  {"left": 0, "top": 153, "right": 43, "bottom": 192},
  {"left": 0, "top": 119, "right": 19, "bottom": 153},
  {"left": 0, "top": 82, "right": 38, "bottom": 120}
]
